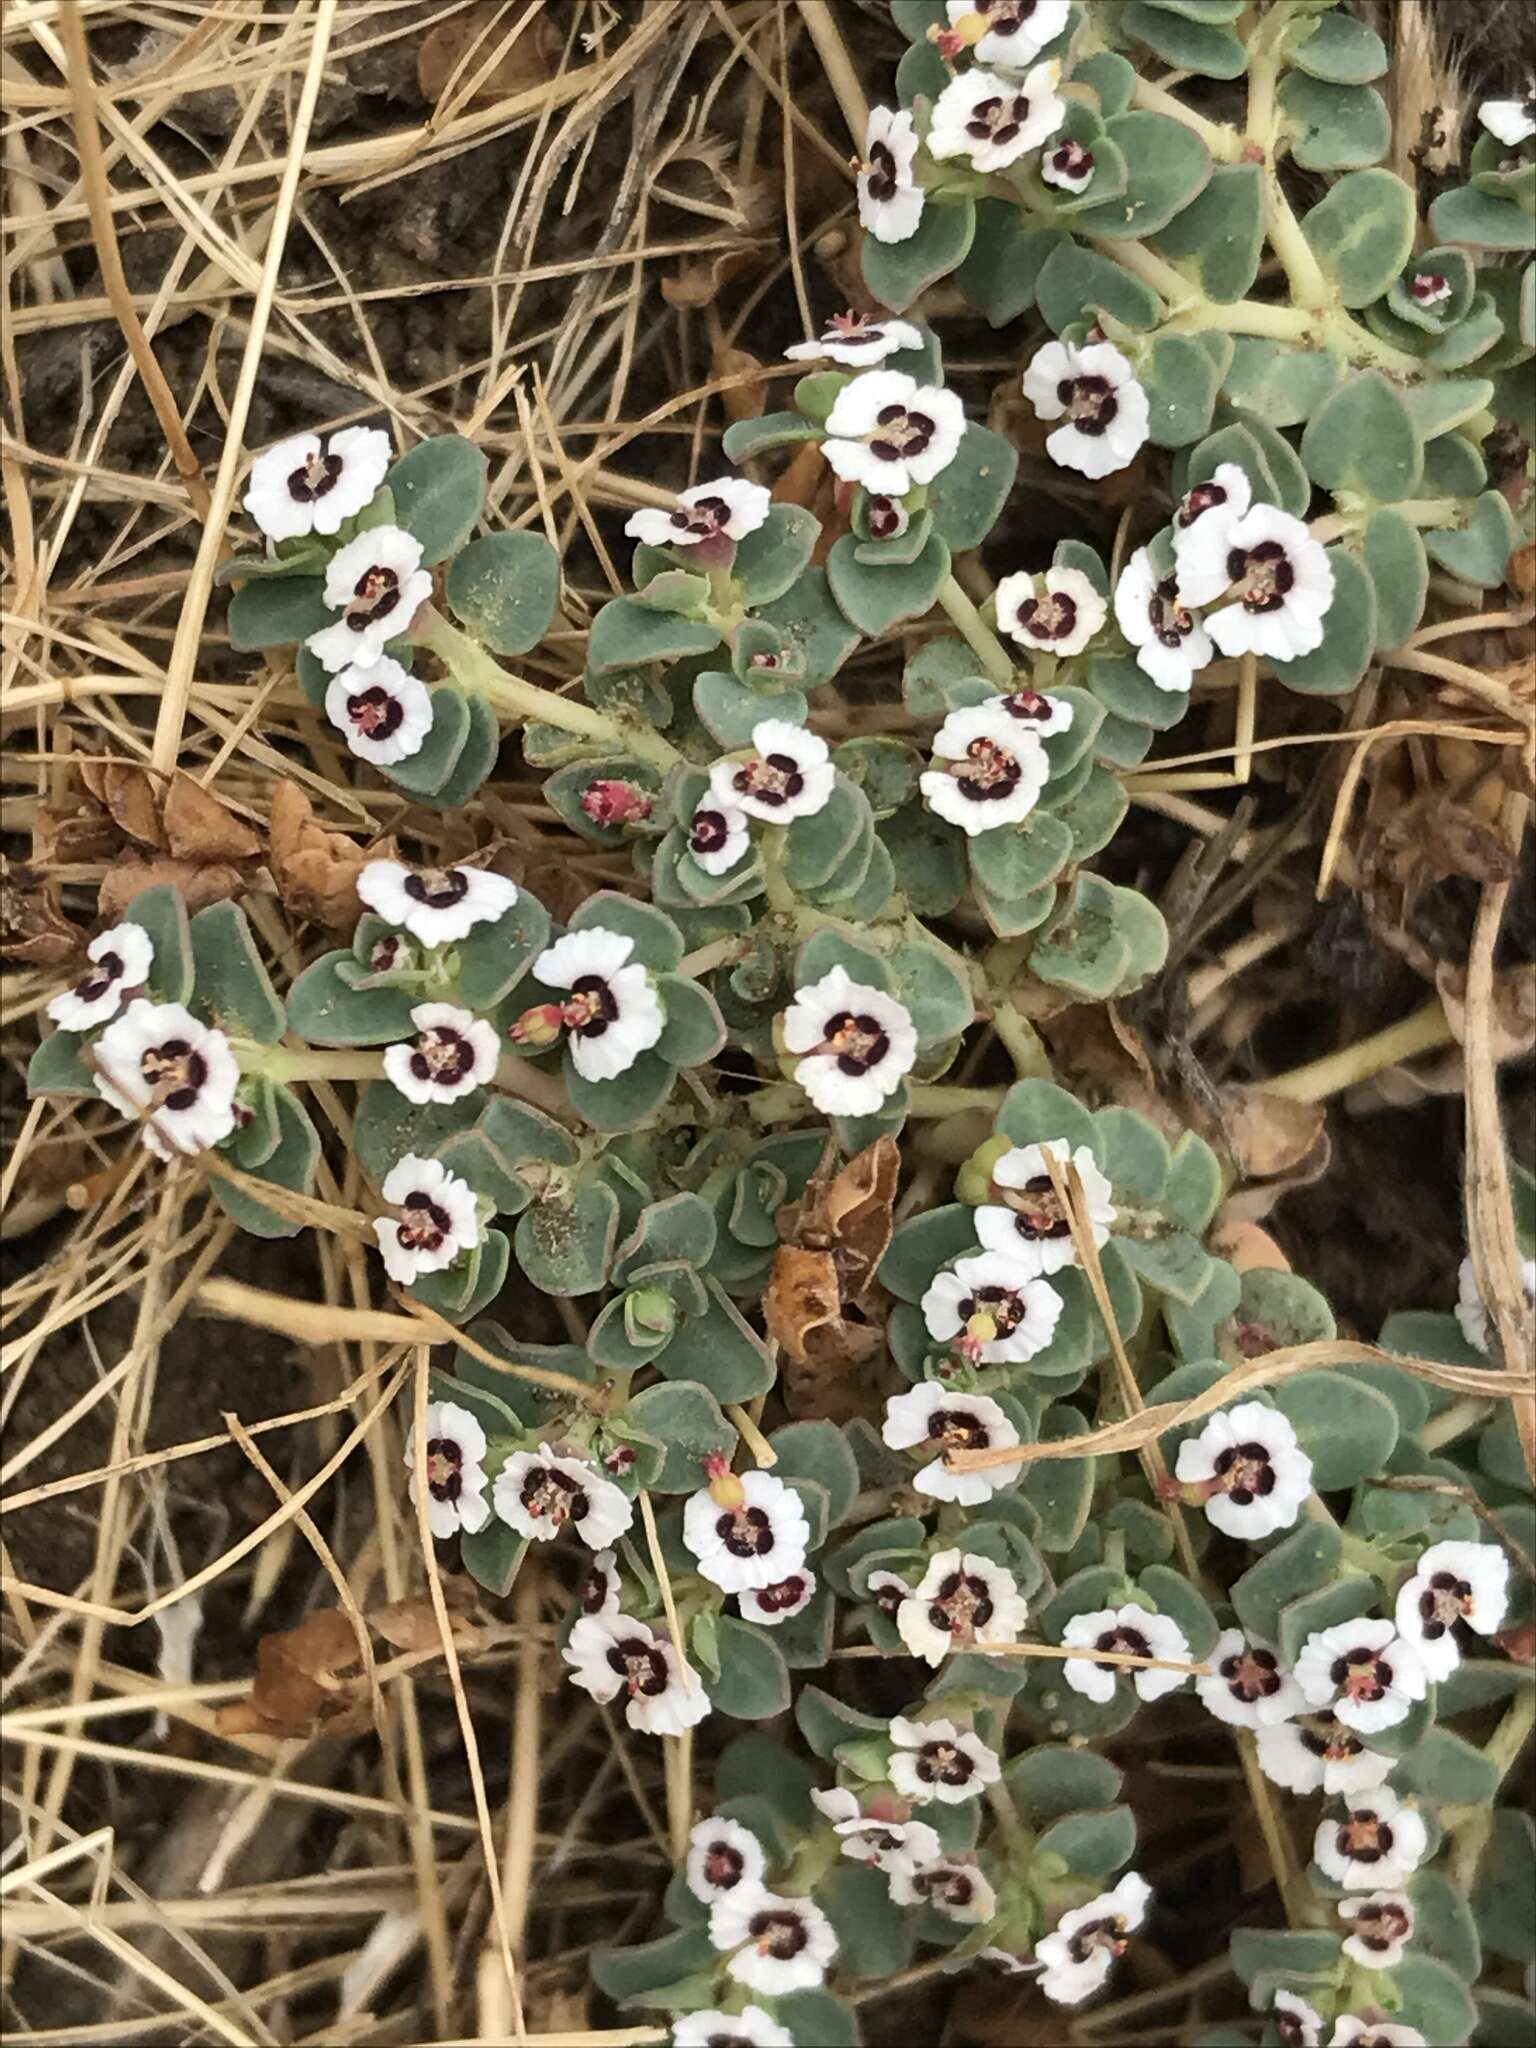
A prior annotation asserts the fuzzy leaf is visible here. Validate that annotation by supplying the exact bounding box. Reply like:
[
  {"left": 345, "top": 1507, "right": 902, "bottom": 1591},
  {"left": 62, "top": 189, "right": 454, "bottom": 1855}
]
[
  {"left": 1361, "top": 507, "right": 1429, "bottom": 648},
  {"left": 446, "top": 531, "right": 559, "bottom": 655},
  {"left": 189, "top": 901, "right": 285, "bottom": 1042},
  {"left": 861, "top": 199, "right": 975, "bottom": 312},
  {"left": 1301, "top": 371, "right": 1424, "bottom": 500},
  {"left": 827, "top": 531, "right": 951, "bottom": 636},
  {"left": 734, "top": 505, "right": 819, "bottom": 605},
  {"left": 957, "top": 202, "right": 1063, "bottom": 324},
  {"left": 386, "top": 435, "right": 487, "bottom": 565},
  {"left": 1149, "top": 162, "right": 1264, "bottom": 302},
  {"left": 514, "top": 1181, "right": 618, "bottom": 1295},
  {"left": 1069, "top": 111, "right": 1213, "bottom": 239},
  {"left": 1303, "top": 169, "right": 1417, "bottom": 306},
  {"left": 1280, "top": 74, "right": 1389, "bottom": 171}
]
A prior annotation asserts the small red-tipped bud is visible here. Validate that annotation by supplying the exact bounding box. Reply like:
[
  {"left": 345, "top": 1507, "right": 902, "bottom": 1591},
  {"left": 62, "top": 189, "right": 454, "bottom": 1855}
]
[
  {"left": 704, "top": 1452, "right": 746, "bottom": 1509},
  {"left": 581, "top": 778, "right": 653, "bottom": 827},
  {"left": 604, "top": 1445, "right": 637, "bottom": 1475},
  {"left": 509, "top": 1002, "right": 565, "bottom": 1049}
]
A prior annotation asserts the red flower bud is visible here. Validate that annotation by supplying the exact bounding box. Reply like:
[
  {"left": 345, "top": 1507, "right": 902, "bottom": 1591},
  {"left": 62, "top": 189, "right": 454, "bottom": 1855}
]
[
  {"left": 581, "top": 779, "right": 653, "bottom": 827},
  {"left": 509, "top": 1002, "right": 565, "bottom": 1049}
]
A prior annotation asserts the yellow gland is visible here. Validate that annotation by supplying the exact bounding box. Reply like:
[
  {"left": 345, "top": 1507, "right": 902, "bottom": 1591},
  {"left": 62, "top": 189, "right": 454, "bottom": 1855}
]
[
  {"left": 707, "top": 1468, "right": 747, "bottom": 1511},
  {"left": 965, "top": 1309, "right": 999, "bottom": 1345},
  {"left": 950, "top": 10, "right": 991, "bottom": 44}
]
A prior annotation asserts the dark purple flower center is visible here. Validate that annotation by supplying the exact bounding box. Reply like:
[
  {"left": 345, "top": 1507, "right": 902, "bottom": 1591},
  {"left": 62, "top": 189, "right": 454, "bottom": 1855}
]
[
  {"left": 1177, "top": 481, "right": 1228, "bottom": 527},
  {"left": 733, "top": 750, "right": 804, "bottom": 807},
  {"left": 1047, "top": 141, "right": 1094, "bottom": 186},
  {"left": 1067, "top": 1913, "right": 1131, "bottom": 1964},
  {"left": 866, "top": 140, "right": 899, "bottom": 202},
  {"left": 1219, "top": 1644, "right": 1282, "bottom": 1703},
  {"left": 139, "top": 1039, "right": 208, "bottom": 1112},
  {"left": 869, "top": 403, "right": 936, "bottom": 462},
  {"left": 822, "top": 1008, "right": 891, "bottom": 1075},
  {"left": 954, "top": 735, "right": 1023, "bottom": 802},
  {"left": 287, "top": 449, "right": 343, "bottom": 503},
  {"left": 347, "top": 683, "right": 405, "bottom": 739},
  {"left": 702, "top": 1840, "right": 747, "bottom": 1889},
  {"left": 957, "top": 1284, "right": 1025, "bottom": 1337},
  {"left": 424, "top": 1436, "right": 463, "bottom": 1500},
  {"left": 1014, "top": 590, "right": 1078, "bottom": 643},
  {"left": 1059, "top": 373, "right": 1118, "bottom": 434},
  {"left": 915, "top": 1738, "right": 974, "bottom": 1787},
  {"left": 717, "top": 1505, "right": 775, "bottom": 1559},
  {"left": 74, "top": 951, "right": 124, "bottom": 1004},
  {"left": 408, "top": 1024, "right": 479, "bottom": 1088},
  {"left": 1212, "top": 1441, "right": 1277, "bottom": 1506},
  {"left": 344, "top": 563, "right": 402, "bottom": 630},
  {"left": 1336, "top": 1809, "right": 1394, "bottom": 1862},
  {"left": 564, "top": 974, "right": 620, "bottom": 1038},
  {"left": 1149, "top": 576, "right": 1196, "bottom": 649},
  {"left": 670, "top": 493, "right": 733, "bottom": 539},
  {"left": 1002, "top": 1172, "right": 1071, "bottom": 1241},
  {"left": 398, "top": 1191, "right": 453, "bottom": 1250},
  {"left": 520, "top": 1463, "right": 590, "bottom": 1527},
  {"left": 1330, "top": 1648, "right": 1393, "bottom": 1703},
  {"left": 930, "top": 1569, "right": 995, "bottom": 1638},
  {"left": 690, "top": 807, "right": 734, "bottom": 855},
  {"left": 404, "top": 868, "right": 470, "bottom": 911},
  {"left": 1228, "top": 539, "right": 1294, "bottom": 613},
  {"left": 1093, "top": 1624, "right": 1151, "bottom": 1671},
  {"left": 607, "top": 1636, "right": 670, "bottom": 1697},
  {"left": 1418, "top": 1569, "right": 1473, "bottom": 1638},
  {"left": 747, "top": 1908, "right": 809, "bottom": 1958},
  {"left": 755, "top": 1574, "right": 809, "bottom": 1614},
  {"left": 964, "top": 91, "right": 1032, "bottom": 148}
]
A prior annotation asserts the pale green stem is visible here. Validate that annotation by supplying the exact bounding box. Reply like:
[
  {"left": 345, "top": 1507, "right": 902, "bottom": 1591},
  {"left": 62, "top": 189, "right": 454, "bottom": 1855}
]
[
  {"left": 1263, "top": 173, "right": 1331, "bottom": 311},
  {"left": 1420, "top": 1396, "right": 1495, "bottom": 1451},
  {"left": 1448, "top": 1689, "right": 1536, "bottom": 1892},
  {"left": 747, "top": 1079, "right": 1006, "bottom": 1125},
  {"left": 1130, "top": 77, "right": 1240, "bottom": 160},
  {"left": 1390, "top": 497, "right": 1464, "bottom": 528},
  {"left": 935, "top": 575, "right": 1015, "bottom": 688},
  {"left": 1262, "top": 999, "right": 1454, "bottom": 1102},
  {"left": 992, "top": 1005, "right": 1050, "bottom": 1079},
  {"left": 247, "top": 1047, "right": 385, "bottom": 1082},
  {"left": 677, "top": 934, "right": 749, "bottom": 979},
  {"left": 759, "top": 829, "right": 799, "bottom": 915}
]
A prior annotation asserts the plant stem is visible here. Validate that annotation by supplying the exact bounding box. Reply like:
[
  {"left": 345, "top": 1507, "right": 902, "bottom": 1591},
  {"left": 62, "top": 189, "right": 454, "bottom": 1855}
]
[
  {"left": 1263, "top": 998, "right": 1454, "bottom": 1101},
  {"left": 1130, "top": 77, "right": 1241, "bottom": 160},
  {"left": 759, "top": 830, "right": 799, "bottom": 915},
  {"left": 1448, "top": 1688, "right": 1536, "bottom": 1892},
  {"left": 935, "top": 575, "right": 1015, "bottom": 687},
  {"left": 992, "top": 1004, "right": 1050, "bottom": 1079},
  {"left": 1420, "top": 1396, "right": 1495, "bottom": 1450},
  {"left": 747, "top": 1079, "right": 1008, "bottom": 1126},
  {"left": 253, "top": 1047, "right": 385, "bottom": 1082},
  {"left": 677, "top": 934, "right": 749, "bottom": 979}
]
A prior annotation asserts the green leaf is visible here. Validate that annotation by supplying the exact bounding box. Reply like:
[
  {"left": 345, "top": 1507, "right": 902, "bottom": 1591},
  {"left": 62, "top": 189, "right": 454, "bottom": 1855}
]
[
  {"left": 410, "top": 1227, "right": 510, "bottom": 1326},
  {"left": 1035, "top": 1804, "right": 1137, "bottom": 1877},
  {"left": 1425, "top": 489, "right": 1518, "bottom": 586},
  {"left": 708, "top": 1618, "right": 791, "bottom": 1719},
  {"left": 1284, "top": 8, "right": 1386, "bottom": 82},
  {"left": 1278, "top": 1573, "right": 1378, "bottom": 1668},
  {"left": 733, "top": 505, "right": 819, "bottom": 605},
  {"left": 880, "top": 801, "right": 968, "bottom": 917},
  {"left": 1005, "top": 1745, "right": 1122, "bottom": 1823},
  {"left": 568, "top": 891, "right": 682, "bottom": 972},
  {"left": 119, "top": 885, "right": 194, "bottom": 1004},
  {"left": 1235, "top": 1268, "right": 1336, "bottom": 1348},
  {"left": 591, "top": 1929, "right": 718, "bottom": 2006},
  {"left": 1231, "top": 1520, "right": 1342, "bottom": 1641},
  {"left": 1361, "top": 507, "right": 1429, "bottom": 648},
  {"left": 784, "top": 776, "right": 866, "bottom": 891},
  {"left": 769, "top": 1421, "right": 859, "bottom": 1528},
  {"left": 1271, "top": 1370, "right": 1400, "bottom": 1490},
  {"left": 1280, "top": 74, "right": 1389, "bottom": 171},
  {"left": 820, "top": 1860, "right": 910, "bottom": 1980},
  {"left": 861, "top": 199, "right": 975, "bottom": 312},
  {"left": 1070, "top": 111, "right": 1213, "bottom": 239},
  {"left": 925, "top": 423, "right": 1019, "bottom": 552},
  {"left": 774, "top": 1991, "right": 859, "bottom": 2048},
  {"left": 459, "top": 1522, "right": 528, "bottom": 1598},
  {"left": 651, "top": 976, "right": 726, "bottom": 1068},
  {"left": 1020, "top": 1404, "right": 1096, "bottom": 1552},
  {"left": 956, "top": 202, "right": 1064, "bottom": 324},
  {"left": 796, "top": 1683, "right": 892, "bottom": 1761},
  {"left": 624, "top": 1379, "right": 734, "bottom": 1493},
  {"left": 1270, "top": 547, "right": 1377, "bottom": 697},
  {"left": 1300, "top": 371, "right": 1424, "bottom": 500},
  {"left": 755, "top": 567, "right": 862, "bottom": 687},
  {"left": 226, "top": 575, "right": 331, "bottom": 652},
  {"left": 588, "top": 597, "right": 720, "bottom": 674},
  {"left": 1139, "top": 333, "right": 1222, "bottom": 447},
  {"left": 720, "top": 411, "right": 824, "bottom": 462},
  {"left": 189, "top": 901, "right": 284, "bottom": 1042},
  {"left": 1028, "top": 876, "right": 1134, "bottom": 1000},
  {"left": 286, "top": 953, "right": 417, "bottom": 1046},
  {"left": 1392, "top": 1954, "right": 1479, "bottom": 2048},
  {"left": 1149, "top": 162, "right": 1264, "bottom": 302},
  {"left": 1303, "top": 169, "right": 1416, "bottom": 307},
  {"left": 887, "top": 937, "right": 974, "bottom": 1044},
  {"left": 514, "top": 1181, "right": 618, "bottom": 1295},
  {"left": 445, "top": 531, "right": 559, "bottom": 655},
  {"left": 967, "top": 810, "right": 1074, "bottom": 900},
  {"left": 210, "top": 1085, "right": 320, "bottom": 1239},
  {"left": 1139, "top": 1559, "right": 1218, "bottom": 1657},
  {"left": 1047, "top": 763, "right": 1131, "bottom": 864},
  {"left": 1430, "top": 183, "right": 1536, "bottom": 252},
  {"left": 382, "top": 686, "right": 472, "bottom": 798},
  {"left": 1162, "top": 1131, "right": 1224, "bottom": 1232},
  {"left": 1394, "top": 1729, "right": 1499, "bottom": 1811},
  {"left": 1475, "top": 1809, "right": 1536, "bottom": 1964},
  {"left": 1123, "top": 0, "right": 1245, "bottom": 76},
  {"left": 1404, "top": 377, "right": 1497, "bottom": 441},
  {"left": 826, "top": 531, "right": 950, "bottom": 636},
  {"left": 1088, "top": 653, "right": 1191, "bottom": 731},
  {"left": 659, "top": 1276, "right": 774, "bottom": 1403},
  {"left": 564, "top": 1050, "right": 675, "bottom": 1134},
  {"left": 1117, "top": 1229, "right": 1212, "bottom": 1305},
  {"left": 26, "top": 1027, "right": 96, "bottom": 1097},
  {"left": 1036, "top": 238, "right": 1163, "bottom": 335},
  {"left": 1222, "top": 341, "right": 1343, "bottom": 428},
  {"left": 1230, "top": 1927, "right": 1342, "bottom": 1992},
  {"left": 880, "top": 1204, "right": 981, "bottom": 1302},
  {"left": 385, "top": 435, "right": 487, "bottom": 565}
]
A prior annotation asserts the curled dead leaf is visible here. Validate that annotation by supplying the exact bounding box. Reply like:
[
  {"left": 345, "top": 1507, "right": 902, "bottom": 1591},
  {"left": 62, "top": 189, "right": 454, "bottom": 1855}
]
[
  {"left": 1209, "top": 1219, "right": 1292, "bottom": 1274},
  {"left": 763, "top": 1139, "right": 897, "bottom": 1422},
  {"left": 667, "top": 249, "right": 765, "bottom": 316},
  {"left": 1508, "top": 541, "right": 1535, "bottom": 602},
  {"left": 1222, "top": 1087, "right": 1328, "bottom": 1180},
  {"left": 79, "top": 759, "right": 163, "bottom": 847},
  {"left": 369, "top": 1575, "right": 485, "bottom": 1654},
  {"left": 0, "top": 857, "right": 85, "bottom": 966},
  {"left": 1436, "top": 963, "right": 1536, "bottom": 1062},
  {"left": 417, "top": 1, "right": 558, "bottom": 107},
  {"left": 97, "top": 855, "right": 247, "bottom": 924},
  {"left": 269, "top": 780, "right": 389, "bottom": 933},
  {"left": 219, "top": 1607, "right": 371, "bottom": 1739},
  {"left": 163, "top": 770, "right": 262, "bottom": 861}
]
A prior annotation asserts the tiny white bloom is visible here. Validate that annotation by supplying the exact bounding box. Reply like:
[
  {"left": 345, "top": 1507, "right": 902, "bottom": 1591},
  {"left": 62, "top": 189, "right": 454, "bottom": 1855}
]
[
  {"left": 625, "top": 477, "right": 771, "bottom": 550},
  {"left": 404, "top": 1400, "right": 492, "bottom": 1540},
  {"left": 1170, "top": 462, "right": 1254, "bottom": 587},
  {"left": 493, "top": 1444, "right": 633, "bottom": 1549},
  {"left": 946, "top": 0, "right": 1070, "bottom": 69},
  {"left": 1273, "top": 1989, "right": 1327, "bottom": 2048},
  {"left": 881, "top": 1383, "right": 1023, "bottom": 1505},
  {"left": 739, "top": 1569, "right": 817, "bottom": 1626},
  {"left": 534, "top": 927, "right": 665, "bottom": 1084},
  {"left": 975, "top": 1138, "right": 1116, "bottom": 1277},
  {"left": 1036, "top": 1872, "right": 1152, "bottom": 2005},
  {"left": 888, "top": 1715, "right": 1001, "bottom": 1804},
  {"left": 921, "top": 1251, "right": 1064, "bottom": 1366},
  {"left": 1113, "top": 546, "right": 1213, "bottom": 694},
  {"left": 578, "top": 1548, "right": 622, "bottom": 1620},
  {"left": 373, "top": 1154, "right": 482, "bottom": 1285},
  {"left": 995, "top": 565, "right": 1107, "bottom": 657},
  {"left": 865, "top": 493, "right": 910, "bottom": 542},
  {"left": 1041, "top": 138, "right": 1095, "bottom": 193},
  {"left": 686, "top": 1815, "right": 768, "bottom": 1904},
  {"left": 1256, "top": 1714, "right": 1393, "bottom": 1798},
  {"left": 1197, "top": 1629, "right": 1307, "bottom": 1730},
  {"left": 811, "top": 1786, "right": 943, "bottom": 1876},
  {"left": 1329, "top": 2018, "right": 1427, "bottom": 2048},
  {"left": 682, "top": 1470, "right": 810, "bottom": 1593},
  {"left": 94, "top": 999, "right": 239, "bottom": 1160},
  {"left": 307, "top": 525, "right": 433, "bottom": 674},
  {"left": 1406, "top": 269, "right": 1454, "bottom": 311},
  {"left": 1455, "top": 1250, "right": 1536, "bottom": 1356},
  {"left": 1293, "top": 1617, "right": 1427, "bottom": 1735},
  {"left": 1061, "top": 1604, "right": 1192, "bottom": 1704},
  {"left": 1393, "top": 1537, "right": 1510, "bottom": 1681},
  {"left": 710, "top": 1886, "right": 839, "bottom": 1995},
  {"left": 1175, "top": 1400, "right": 1314, "bottom": 1541},
  {"left": 672, "top": 2010, "right": 793, "bottom": 2048},
  {"left": 357, "top": 859, "right": 518, "bottom": 947},
  {"left": 785, "top": 311, "right": 923, "bottom": 365},
  {"left": 928, "top": 61, "right": 1066, "bottom": 175},
  {"left": 821, "top": 370, "right": 967, "bottom": 496},
  {"left": 920, "top": 703, "right": 1050, "bottom": 837},
  {"left": 865, "top": 1569, "right": 913, "bottom": 1620},
  {"left": 47, "top": 922, "right": 154, "bottom": 1032},
  {"left": 383, "top": 1002, "right": 500, "bottom": 1105},
  {"left": 1479, "top": 92, "right": 1536, "bottom": 148},
  {"left": 708, "top": 718, "right": 835, "bottom": 822},
  {"left": 687, "top": 800, "right": 751, "bottom": 876},
  {"left": 991, "top": 685, "right": 1075, "bottom": 736},
  {"left": 562, "top": 1612, "right": 711, "bottom": 1735},
  {"left": 781, "top": 965, "right": 917, "bottom": 1117},
  {"left": 243, "top": 424, "right": 391, "bottom": 543},
  {"left": 888, "top": 1855, "right": 998, "bottom": 1922},
  {"left": 897, "top": 1549, "right": 1029, "bottom": 1666},
  {"left": 1313, "top": 1787, "right": 1428, "bottom": 1890},
  {"left": 324, "top": 655, "right": 434, "bottom": 766},
  {"left": 1179, "top": 503, "right": 1335, "bottom": 662},
  {"left": 1023, "top": 339, "right": 1149, "bottom": 479},
  {"left": 1337, "top": 1890, "right": 1415, "bottom": 1969},
  {"left": 858, "top": 106, "right": 924, "bottom": 244}
]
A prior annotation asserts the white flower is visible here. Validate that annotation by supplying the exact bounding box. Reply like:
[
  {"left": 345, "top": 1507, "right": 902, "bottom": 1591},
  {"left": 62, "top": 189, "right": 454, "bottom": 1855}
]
[
  {"left": 865, "top": 493, "right": 910, "bottom": 541},
  {"left": 1174, "top": 1401, "right": 1314, "bottom": 1541},
  {"left": 492, "top": 1444, "right": 633, "bottom": 1549},
  {"left": 533, "top": 927, "right": 665, "bottom": 1084},
  {"left": 991, "top": 685, "right": 1075, "bottom": 736},
  {"left": 1338, "top": 1890, "right": 1415, "bottom": 1969},
  {"left": 1329, "top": 2018, "right": 1427, "bottom": 2048},
  {"left": 708, "top": 718, "right": 835, "bottom": 822},
  {"left": 888, "top": 1715, "right": 1001, "bottom": 1804},
  {"left": 373, "top": 1154, "right": 482, "bottom": 1284},
  {"left": 1062, "top": 1604, "right": 1191, "bottom": 1704},
  {"left": 562, "top": 1612, "right": 711, "bottom": 1735},
  {"left": 1113, "top": 547, "right": 1213, "bottom": 694},
  {"left": 94, "top": 999, "right": 239, "bottom": 1160},
  {"left": 889, "top": 1855, "right": 997, "bottom": 1922},
  {"left": 1178, "top": 503, "right": 1335, "bottom": 662},
  {"left": 865, "top": 1569, "right": 912, "bottom": 1619},
  {"left": 921, "top": 1252, "right": 1064, "bottom": 1367},
  {"left": 243, "top": 424, "right": 391, "bottom": 543},
  {"left": 811, "top": 1787, "right": 943, "bottom": 1877},
  {"left": 686, "top": 1815, "right": 768, "bottom": 1904},
  {"left": 1293, "top": 1617, "right": 1427, "bottom": 1735},
  {"left": 1022, "top": 340, "right": 1149, "bottom": 479},
  {"left": 995, "top": 566, "right": 1107, "bottom": 656},
  {"left": 383, "top": 1002, "right": 500, "bottom": 1105},
  {"left": 578, "top": 1548, "right": 621, "bottom": 1620},
  {"left": 739, "top": 1569, "right": 817, "bottom": 1626},
  {"left": 946, "top": 0, "right": 1070, "bottom": 69},
  {"left": 920, "top": 703, "right": 1050, "bottom": 837},
  {"left": 858, "top": 105, "right": 924, "bottom": 244},
  {"left": 1274, "top": 1989, "right": 1327, "bottom": 2048},
  {"left": 897, "top": 1549, "right": 1029, "bottom": 1665},
  {"left": 682, "top": 1470, "right": 810, "bottom": 1593},
  {"left": 1393, "top": 1537, "right": 1510, "bottom": 1681},
  {"left": 781, "top": 966, "right": 917, "bottom": 1118},
  {"left": 687, "top": 800, "right": 751, "bottom": 876},
  {"left": 1170, "top": 461, "right": 1254, "bottom": 585},
  {"left": 1407, "top": 269, "right": 1454, "bottom": 310},
  {"left": 976, "top": 1139, "right": 1116, "bottom": 1277},
  {"left": 672, "top": 2010, "right": 793, "bottom": 2048},
  {"left": 1041, "top": 138, "right": 1095, "bottom": 193},
  {"left": 1197, "top": 1630, "right": 1307, "bottom": 1730},
  {"left": 928, "top": 62, "right": 1065, "bottom": 174},
  {"left": 1455, "top": 1251, "right": 1536, "bottom": 1356},
  {"left": 47, "top": 922, "right": 154, "bottom": 1032},
  {"left": 306, "top": 525, "right": 433, "bottom": 674},
  {"left": 785, "top": 311, "right": 923, "bottom": 365},
  {"left": 357, "top": 859, "right": 518, "bottom": 947},
  {"left": 1313, "top": 1787, "right": 1428, "bottom": 1891},
  {"left": 324, "top": 656, "right": 434, "bottom": 766},
  {"left": 710, "top": 1887, "right": 839, "bottom": 1995},
  {"left": 625, "top": 477, "right": 771, "bottom": 550},
  {"left": 1036, "top": 1872, "right": 1151, "bottom": 2005},
  {"left": 402, "top": 1399, "right": 493, "bottom": 1541},
  {"left": 1479, "top": 92, "right": 1536, "bottom": 147},
  {"left": 881, "top": 1383, "right": 1023, "bottom": 1505},
  {"left": 821, "top": 370, "right": 967, "bottom": 496},
  {"left": 1256, "top": 1714, "right": 1393, "bottom": 1798}
]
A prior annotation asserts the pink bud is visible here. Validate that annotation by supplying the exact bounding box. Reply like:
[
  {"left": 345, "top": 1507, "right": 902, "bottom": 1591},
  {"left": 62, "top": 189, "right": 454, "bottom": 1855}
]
[
  {"left": 581, "top": 779, "right": 653, "bottom": 827},
  {"left": 509, "top": 1002, "right": 565, "bottom": 1049}
]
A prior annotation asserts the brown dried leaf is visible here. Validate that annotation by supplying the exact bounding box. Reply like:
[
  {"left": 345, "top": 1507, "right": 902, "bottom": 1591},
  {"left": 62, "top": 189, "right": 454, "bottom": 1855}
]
[
  {"left": 765, "top": 1139, "right": 897, "bottom": 1421},
  {"left": 268, "top": 781, "right": 386, "bottom": 933},
  {"left": 1508, "top": 541, "right": 1535, "bottom": 601},
  {"left": 667, "top": 250, "right": 765, "bottom": 316},
  {"left": 1222, "top": 1087, "right": 1328, "bottom": 1180},
  {"left": 369, "top": 1576, "right": 483, "bottom": 1654},
  {"left": 220, "top": 1608, "right": 370, "bottom": 1739},
  {"left": 789, "top": 1135, "right": 899, "bottom": 1292},
  {"left": 79, "top": 760, "right": 163, "bottom": 847},
  {"left": 97, "top": 855, "right": 246, "bottom": 924},
  {"left": 0, "top": 858, "right": 85, "bottom": 965},
  {"left": 163, "top": 771, "right": 262, "bottom": 861},
  {"left": 417, "top": 1, "right": 557, "bottom": 106},
  {"left": 33, "top": 789, "right": 119, "bottom": 867},
  {"left": 1210, "top": 1220, "right": 1293, "bottom": 1274},
  {"left": 1436, "top": 960, "right": 1536, "bottom": 1062}
]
